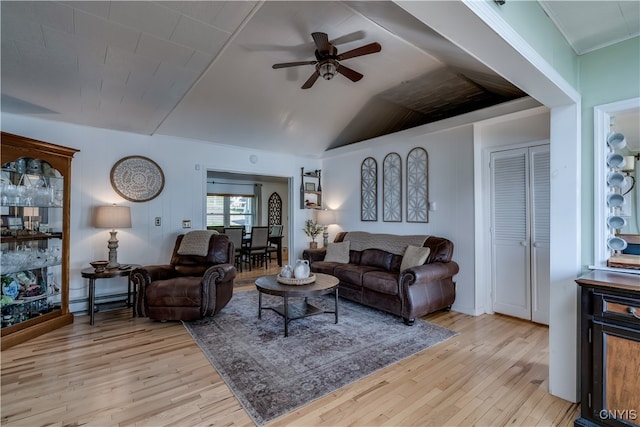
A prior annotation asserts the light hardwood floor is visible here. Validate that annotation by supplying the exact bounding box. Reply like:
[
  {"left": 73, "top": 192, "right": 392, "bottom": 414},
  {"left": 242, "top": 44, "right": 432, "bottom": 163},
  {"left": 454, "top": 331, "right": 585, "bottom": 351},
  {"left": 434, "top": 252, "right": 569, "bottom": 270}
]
[{"left": 1, "top": 265, "right": 579, "bottom": 426}]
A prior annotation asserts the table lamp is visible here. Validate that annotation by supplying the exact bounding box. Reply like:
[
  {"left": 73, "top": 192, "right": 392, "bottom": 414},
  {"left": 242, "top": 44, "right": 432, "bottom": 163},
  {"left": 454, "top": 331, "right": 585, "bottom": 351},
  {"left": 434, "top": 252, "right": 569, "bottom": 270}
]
[
  {"left": 95, "top": 204, "right": 131, "bottom": 268},
  {"left": 316, "top": 209, "right": 336, "bottom": 247}
]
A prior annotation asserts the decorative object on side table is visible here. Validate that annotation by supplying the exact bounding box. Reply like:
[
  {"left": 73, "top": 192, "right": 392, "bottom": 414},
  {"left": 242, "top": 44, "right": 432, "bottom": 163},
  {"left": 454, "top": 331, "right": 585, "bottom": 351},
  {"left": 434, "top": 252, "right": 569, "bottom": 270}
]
[
  {"left": 316, "top": 209, "right": 336, "bottom": 247},
  {"left": 89, "top": 260, "right": 109, "bottom": 273},
  {"left": 110, "top": 155, "right": 165, "bottom": 202},
  {"left": 94, "top": 204, "right": 132, "bottom": 269},
  {"left": 302, "top": 219, "right": 322, "bottom": 249}
]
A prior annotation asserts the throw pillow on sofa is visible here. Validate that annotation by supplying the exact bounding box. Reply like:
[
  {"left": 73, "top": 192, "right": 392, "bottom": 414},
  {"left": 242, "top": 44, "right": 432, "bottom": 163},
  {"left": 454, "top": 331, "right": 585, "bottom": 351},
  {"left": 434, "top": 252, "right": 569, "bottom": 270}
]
[
  {"left": 400, "top": 245, "right": 431, "bottom": 271},
  {"left": 324, "top": 241, "right": 350, "bottom": 263}
]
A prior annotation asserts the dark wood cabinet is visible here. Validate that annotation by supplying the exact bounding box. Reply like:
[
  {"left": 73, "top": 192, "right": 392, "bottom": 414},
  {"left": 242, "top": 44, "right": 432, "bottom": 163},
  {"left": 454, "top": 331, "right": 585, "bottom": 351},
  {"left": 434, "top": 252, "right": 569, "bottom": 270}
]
[{"left": 576, "top": 271, "right": 640, "bottom": 427}]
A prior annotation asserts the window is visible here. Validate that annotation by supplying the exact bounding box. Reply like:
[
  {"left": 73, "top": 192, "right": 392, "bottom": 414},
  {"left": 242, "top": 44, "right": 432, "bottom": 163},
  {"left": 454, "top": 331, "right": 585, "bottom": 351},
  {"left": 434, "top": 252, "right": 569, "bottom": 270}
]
[{"left": 206, "top": 194, "right": 255, "bottom": 230}]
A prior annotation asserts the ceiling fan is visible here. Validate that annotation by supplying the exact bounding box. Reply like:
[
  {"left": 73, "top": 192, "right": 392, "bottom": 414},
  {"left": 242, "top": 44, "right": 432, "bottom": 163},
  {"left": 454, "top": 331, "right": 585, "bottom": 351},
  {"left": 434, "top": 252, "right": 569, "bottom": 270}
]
[{"left": 272, "top": 32, "right": 382, "bottom": 89}]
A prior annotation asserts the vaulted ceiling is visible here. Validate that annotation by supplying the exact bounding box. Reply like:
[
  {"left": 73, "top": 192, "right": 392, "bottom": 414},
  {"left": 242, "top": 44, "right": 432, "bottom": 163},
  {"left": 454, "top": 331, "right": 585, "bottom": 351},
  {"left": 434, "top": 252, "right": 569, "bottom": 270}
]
[{"left": 2, "top": 1, "right": 638, "bottom": 157}]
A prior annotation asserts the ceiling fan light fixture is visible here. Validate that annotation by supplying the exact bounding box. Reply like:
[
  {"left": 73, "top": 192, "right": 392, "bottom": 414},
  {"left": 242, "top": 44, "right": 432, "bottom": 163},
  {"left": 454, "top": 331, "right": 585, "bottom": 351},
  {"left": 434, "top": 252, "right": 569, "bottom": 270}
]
[{"left": 318, "top": 61, "right": 337, "bottom": 80}]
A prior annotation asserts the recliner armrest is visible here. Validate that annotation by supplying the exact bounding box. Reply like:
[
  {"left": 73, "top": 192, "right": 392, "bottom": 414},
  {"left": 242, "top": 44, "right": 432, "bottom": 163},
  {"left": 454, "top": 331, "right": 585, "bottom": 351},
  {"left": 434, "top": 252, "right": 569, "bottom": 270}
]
[
  {"left": 202, "top": 263, "right": 237, "bottom": 285},
  {"left": 132, "top": 265, "right": 180, "bottom": 284},
  {"left": 131, "top": 265, "right": 180, "bottom": 317}
]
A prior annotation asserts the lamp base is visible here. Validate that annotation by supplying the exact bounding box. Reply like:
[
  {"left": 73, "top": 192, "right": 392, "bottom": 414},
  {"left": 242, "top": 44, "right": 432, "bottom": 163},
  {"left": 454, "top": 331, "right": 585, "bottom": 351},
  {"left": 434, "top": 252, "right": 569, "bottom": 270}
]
[{"left": 106, "top": 230, "right": 120, "bottom": 269}]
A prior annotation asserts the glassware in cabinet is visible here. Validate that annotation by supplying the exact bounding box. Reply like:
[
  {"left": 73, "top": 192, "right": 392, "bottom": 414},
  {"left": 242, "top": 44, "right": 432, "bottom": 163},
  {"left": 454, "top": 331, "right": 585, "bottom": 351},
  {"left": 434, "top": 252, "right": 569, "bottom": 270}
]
[{"left": 1, "top": 132, "right": 78, "bottom": 349}]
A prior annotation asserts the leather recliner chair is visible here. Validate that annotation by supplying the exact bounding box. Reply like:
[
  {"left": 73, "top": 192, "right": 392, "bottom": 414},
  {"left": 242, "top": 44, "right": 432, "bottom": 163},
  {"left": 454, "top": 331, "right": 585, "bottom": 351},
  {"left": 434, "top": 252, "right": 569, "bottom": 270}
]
[{"left": 131, "top": 233, "right": 236, "bottom": 321}]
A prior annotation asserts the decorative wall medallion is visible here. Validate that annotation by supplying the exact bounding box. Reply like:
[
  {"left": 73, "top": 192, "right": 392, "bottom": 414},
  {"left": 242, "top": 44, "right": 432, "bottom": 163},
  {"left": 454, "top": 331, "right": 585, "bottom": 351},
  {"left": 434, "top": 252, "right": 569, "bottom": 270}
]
[
  {"left": 361, "top": 157, "right": 378, "bottom": 221},
  {"left": 110, "top": 155, "right": 165, "bottom": 202},
  {"left": 406, "top": 147, "right": 429, "bottom": 223},
  {"left": 383, "top": 152, "right": 402, "bottom": 222}
]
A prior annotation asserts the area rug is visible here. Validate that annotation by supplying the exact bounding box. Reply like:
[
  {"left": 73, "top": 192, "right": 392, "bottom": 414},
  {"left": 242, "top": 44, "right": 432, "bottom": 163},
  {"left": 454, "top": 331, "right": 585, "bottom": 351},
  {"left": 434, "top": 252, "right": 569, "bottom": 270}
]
[{"left": 183, "top": 291, "right": 457, "bottom": 426}]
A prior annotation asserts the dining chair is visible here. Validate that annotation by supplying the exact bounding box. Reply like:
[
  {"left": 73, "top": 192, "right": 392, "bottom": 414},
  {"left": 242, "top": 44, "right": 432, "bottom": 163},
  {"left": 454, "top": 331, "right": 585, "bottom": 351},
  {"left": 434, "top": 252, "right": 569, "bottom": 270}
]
[
  {"left": 224, "top": 227, "right": 245, "bottom": 272},
  {"left": 241, "top": 226, "right": 270, "bottom": 271},
  {"left": 267, "top": 225, "right": 283, "bottom": 264}
]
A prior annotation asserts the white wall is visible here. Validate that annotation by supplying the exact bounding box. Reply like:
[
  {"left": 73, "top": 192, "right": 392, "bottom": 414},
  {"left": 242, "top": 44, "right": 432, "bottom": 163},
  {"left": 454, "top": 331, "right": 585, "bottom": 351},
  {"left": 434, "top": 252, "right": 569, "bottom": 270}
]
[
  {"left": 1, "top": 113, "right": 318, "bottom": 313},
  {"left": 320, "top": 99, "right": 546, "bottom": 316},
  {"left": 323, "top": 124, "right": 476, "bottom": 313}
]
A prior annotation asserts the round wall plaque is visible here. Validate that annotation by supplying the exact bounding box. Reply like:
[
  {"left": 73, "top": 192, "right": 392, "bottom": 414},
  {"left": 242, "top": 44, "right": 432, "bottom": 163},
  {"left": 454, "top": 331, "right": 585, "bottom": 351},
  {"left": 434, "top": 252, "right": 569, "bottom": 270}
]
[{"left": 110, "top": 156, "right": 165, "bottom": 202}]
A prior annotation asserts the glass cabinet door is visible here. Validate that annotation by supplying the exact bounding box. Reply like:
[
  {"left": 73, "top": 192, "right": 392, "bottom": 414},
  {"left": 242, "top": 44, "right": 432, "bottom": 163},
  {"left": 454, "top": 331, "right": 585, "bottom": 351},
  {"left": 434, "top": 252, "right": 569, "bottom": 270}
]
[{"left": 1, "top": 160, "right": 65, "bottom": 328}]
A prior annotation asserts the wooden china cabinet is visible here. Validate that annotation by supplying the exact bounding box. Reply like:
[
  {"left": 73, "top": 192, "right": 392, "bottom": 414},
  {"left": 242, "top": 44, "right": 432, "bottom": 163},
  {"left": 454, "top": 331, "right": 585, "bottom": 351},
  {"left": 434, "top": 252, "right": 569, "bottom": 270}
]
[
  {"left": 575, "top": 270, "right": 640, "bottom": 427},
  {"left": 1, "top": 132, "right": 79, "bottom": 349}
]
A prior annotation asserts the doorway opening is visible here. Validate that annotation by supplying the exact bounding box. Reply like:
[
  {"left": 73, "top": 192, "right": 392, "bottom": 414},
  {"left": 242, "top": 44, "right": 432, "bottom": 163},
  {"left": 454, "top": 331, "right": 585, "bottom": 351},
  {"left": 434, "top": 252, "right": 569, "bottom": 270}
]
[{"left": 206, "top": 170, "right": 292, "bottom": 267}]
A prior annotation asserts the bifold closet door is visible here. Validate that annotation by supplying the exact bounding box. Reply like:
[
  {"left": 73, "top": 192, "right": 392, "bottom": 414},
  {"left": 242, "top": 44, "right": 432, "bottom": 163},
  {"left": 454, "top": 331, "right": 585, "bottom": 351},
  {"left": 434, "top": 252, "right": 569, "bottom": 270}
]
[
  {"left": 529, "top": 146, "right": 550, "bottom": 325},
  {"left": 490, "top": 145, "right": 550, "bottom": 324},
  {"left": 491, "top": 148, "right": 531, "bottom": 320}
]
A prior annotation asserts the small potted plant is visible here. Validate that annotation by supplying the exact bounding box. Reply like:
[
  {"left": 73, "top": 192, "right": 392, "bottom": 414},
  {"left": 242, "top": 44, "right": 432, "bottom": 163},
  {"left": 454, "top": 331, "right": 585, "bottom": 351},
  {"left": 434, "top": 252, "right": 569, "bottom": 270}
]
[{"left": 303, "top": 219, "right": 323, "bottom": 249}]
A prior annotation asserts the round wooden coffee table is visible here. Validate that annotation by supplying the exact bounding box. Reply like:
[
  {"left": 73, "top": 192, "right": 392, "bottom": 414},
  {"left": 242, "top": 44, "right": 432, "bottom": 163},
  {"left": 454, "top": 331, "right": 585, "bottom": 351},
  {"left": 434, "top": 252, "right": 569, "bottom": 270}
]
[{"left": 255, "top": 273, "right": 339, "bottom": 337}]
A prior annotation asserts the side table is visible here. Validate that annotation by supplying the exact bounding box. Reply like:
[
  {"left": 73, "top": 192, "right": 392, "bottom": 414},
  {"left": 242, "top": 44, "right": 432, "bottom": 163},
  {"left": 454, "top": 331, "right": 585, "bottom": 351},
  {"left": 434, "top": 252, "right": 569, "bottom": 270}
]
[{"left": 81, "top": 264, "right": 140, "bottom": 325}]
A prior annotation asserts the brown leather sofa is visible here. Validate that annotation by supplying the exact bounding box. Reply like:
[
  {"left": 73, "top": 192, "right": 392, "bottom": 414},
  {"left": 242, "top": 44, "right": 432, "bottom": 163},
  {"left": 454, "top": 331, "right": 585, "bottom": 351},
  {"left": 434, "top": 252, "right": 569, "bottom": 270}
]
[
  {"left": 131, "top": 233, "right": 236, "bottom": 321},
  {"left": 303, "top": 231, "right": 459, "bottom": 325}
]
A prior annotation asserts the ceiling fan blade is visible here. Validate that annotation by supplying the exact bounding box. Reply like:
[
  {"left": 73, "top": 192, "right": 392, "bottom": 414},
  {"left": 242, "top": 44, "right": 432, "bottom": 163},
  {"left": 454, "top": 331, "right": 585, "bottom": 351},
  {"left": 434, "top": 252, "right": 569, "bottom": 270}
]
[
  {"left": 337, "top": 64, "right": 363, "bottom": 82},
  {"left": 301, "top": 70, "right": 320, "bottom": 89},
  {"left": 272, "top": 61, "right": 317, "bottom": 69},
  {"left": 337, "top": 42, "right": 382, "bottom": 61},
  {"left": 329, "top": 30, "right": 366, "bottom": 46},
  {"left": 311, "top": 32, "right": 330, "bottom": 53}
]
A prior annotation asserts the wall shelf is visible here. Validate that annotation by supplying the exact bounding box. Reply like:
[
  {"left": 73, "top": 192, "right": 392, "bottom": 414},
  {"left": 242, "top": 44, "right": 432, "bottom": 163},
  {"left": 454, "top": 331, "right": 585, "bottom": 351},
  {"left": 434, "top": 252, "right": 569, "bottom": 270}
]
[{"left": 300, "top": 168, "right": 322, "bottom": 209}]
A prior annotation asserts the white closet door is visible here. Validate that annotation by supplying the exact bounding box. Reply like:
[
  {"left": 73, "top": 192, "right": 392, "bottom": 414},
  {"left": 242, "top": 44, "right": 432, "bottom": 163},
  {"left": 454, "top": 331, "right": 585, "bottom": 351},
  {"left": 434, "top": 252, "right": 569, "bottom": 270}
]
[
  {"left": 530, "top": 146, "right": 550, "bottom": 325},
  {"left": 491, "top": 148, "right": 531, "bottom": 320}
]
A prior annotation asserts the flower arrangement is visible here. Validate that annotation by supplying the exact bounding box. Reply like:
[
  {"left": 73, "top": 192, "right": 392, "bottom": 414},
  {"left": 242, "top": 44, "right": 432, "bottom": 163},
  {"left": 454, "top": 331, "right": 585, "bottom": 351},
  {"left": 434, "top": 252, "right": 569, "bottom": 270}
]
[{"left": 303, "top": 219, "right": 323, "bottom": 243}]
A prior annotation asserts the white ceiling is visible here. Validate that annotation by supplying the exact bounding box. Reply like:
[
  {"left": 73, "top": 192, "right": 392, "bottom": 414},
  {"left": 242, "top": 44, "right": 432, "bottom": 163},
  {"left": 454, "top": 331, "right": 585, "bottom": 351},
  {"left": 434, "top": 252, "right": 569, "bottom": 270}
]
[
  {"left": 539, "top": 0, "right": 640, "bottom": 54},
  {"left": 1, "top": 1, "right": 638, "bottom": 157}
]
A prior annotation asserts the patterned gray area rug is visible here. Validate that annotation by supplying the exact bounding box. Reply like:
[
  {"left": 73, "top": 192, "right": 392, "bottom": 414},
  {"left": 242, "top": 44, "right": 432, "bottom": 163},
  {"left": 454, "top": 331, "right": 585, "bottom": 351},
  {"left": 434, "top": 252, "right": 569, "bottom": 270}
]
[{"left": 183, "top": 290, "right": 457, "bottom": 426}]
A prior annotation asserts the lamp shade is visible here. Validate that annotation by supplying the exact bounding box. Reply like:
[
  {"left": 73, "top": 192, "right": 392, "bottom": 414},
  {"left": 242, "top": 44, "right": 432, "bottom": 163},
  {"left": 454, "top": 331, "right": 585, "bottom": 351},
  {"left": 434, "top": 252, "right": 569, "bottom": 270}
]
[
  {"left": 95, "top": 205, "right": 131, "bottom": 229},
  {"left": 316, "top": 209, "right": 336, "bottom": 225}
]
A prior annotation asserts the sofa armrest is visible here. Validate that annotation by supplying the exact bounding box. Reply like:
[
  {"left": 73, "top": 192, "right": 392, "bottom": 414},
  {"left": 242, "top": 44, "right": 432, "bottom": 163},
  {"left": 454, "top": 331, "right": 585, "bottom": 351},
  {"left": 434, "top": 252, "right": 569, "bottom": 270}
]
[
  {"left": 400, "top": 261, "right": 460, "bottom": 285},
  {"left": 302, "top": 248, "right": 327, "bottom": 264}
]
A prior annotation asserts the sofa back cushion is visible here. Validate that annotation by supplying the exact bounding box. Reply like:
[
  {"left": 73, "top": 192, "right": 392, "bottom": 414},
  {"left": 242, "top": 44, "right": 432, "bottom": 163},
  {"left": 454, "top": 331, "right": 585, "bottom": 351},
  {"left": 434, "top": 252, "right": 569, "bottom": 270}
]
[
  {"left": 360, "top": 248, "right": 393, "bottom": 271},
  {"left": 334, "top": 231, "right": 455, "bottom": 266},
  {"left": 342, "top": 231, "right": 428, "bottom": 255}
]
